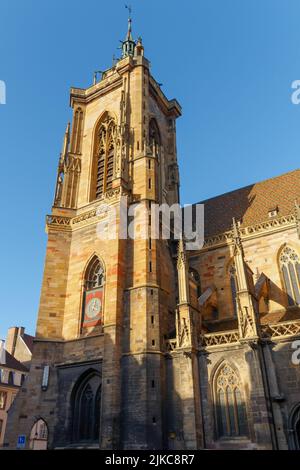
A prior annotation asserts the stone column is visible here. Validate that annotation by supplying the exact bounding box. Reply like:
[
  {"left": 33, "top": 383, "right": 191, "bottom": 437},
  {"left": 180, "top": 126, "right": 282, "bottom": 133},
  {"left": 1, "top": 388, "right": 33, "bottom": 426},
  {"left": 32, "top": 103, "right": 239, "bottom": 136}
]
[{"left": 171, "top": 239, "right": 204, "bottom": 449}]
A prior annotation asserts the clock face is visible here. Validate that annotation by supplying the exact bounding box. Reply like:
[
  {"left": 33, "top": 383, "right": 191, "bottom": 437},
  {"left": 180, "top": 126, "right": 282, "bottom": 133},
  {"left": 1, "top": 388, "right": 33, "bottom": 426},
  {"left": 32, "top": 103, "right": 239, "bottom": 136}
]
[{"left": 86, "top": 297, "right": 102, "bottom": 319}]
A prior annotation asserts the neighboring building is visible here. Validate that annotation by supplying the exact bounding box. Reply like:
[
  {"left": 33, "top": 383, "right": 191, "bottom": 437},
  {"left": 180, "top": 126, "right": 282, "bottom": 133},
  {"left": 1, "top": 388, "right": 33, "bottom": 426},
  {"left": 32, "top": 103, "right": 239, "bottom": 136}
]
[
  {"left": 5, "top": 327, "right": 33, "bottom": 368},
  {"left": 0, "top": 328, "right": 33, "bottom": 447},
  {"left": 4, "top": 19, "right": 300, "bottom": 450}
]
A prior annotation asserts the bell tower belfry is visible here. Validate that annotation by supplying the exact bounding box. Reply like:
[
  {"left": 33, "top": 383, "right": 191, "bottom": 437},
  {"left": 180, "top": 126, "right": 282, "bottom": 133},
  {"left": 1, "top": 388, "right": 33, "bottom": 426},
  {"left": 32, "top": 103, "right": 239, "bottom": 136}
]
[{"left": 52, "top": 13, "right": 181, "bottom": 214}]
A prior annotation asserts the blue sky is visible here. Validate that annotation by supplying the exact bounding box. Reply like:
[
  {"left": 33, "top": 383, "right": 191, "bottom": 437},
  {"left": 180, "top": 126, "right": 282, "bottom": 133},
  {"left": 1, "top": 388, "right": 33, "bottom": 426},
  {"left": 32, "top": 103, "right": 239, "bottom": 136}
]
[{"left": 1, "top": 0, "right": 300, "bottom": 339}]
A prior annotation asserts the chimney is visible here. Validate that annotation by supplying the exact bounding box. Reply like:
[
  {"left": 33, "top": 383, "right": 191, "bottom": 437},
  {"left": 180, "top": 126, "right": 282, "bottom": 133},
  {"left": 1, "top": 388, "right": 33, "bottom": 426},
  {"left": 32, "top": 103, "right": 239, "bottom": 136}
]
[{"left": 6, "top": 327, "right": 25, "bottom": 356}]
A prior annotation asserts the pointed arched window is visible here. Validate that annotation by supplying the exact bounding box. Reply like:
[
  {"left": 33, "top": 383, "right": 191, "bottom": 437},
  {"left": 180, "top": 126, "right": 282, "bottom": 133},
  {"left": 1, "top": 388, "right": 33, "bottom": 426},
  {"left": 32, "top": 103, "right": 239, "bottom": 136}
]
[
  {"left": 149, "top": 118, "right": 161, "bottom": 159},
  {"left": 81, "top": 257, "right": 105, "bottom": 332},
  {"left": 215, "top": 363, "right": 248, "bottom": 438},
  {"left": 72, "top": 372, "right": 101, "bottom": 443},
  {"left": 29, "top": 419, "right": 48, "bottom": 450},
  {"left": 289, "top": 403, "right": 300, "bottom": 449},
  {"left": 279, "top": 245, "right": 300, "bottom": 306},
  {"left": 71, "top": 107, "right": 84, "bottom": 155},
  {"left": 85, "top": 257, "right": 104, "bottom": 290},
  {"left": 91, "top": 114, "right": 116, "bottom": 201}
]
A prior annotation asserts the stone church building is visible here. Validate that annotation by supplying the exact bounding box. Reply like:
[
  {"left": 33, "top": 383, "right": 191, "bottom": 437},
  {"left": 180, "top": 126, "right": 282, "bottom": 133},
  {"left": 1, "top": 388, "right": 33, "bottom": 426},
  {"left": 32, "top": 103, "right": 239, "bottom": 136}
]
[{"left": 5, "top": 19, "right": 300, "bottom": 450}]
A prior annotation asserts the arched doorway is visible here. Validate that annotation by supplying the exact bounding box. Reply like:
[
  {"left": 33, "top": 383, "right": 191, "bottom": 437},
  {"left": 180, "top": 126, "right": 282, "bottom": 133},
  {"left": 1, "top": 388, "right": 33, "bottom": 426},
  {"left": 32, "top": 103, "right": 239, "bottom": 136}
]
[
  {"left": 289, "top": 404, "right": 300, "bottom": 449},
  {"left": 72, "top": 371, "right": 101, "bottom": 444},
  {"left": 29, "top": 419, "right": 48, "bottom": 450}
]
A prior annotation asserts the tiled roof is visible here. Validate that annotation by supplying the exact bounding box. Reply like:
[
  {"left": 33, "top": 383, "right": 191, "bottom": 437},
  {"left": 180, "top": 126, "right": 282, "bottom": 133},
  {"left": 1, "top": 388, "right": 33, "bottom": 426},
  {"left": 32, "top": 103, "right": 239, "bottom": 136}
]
[
  {"left": 22, "top": 333, "right": 34, "bottom": 353},
  {"left": 196, "top": 169, "right": 300, "bottom": 238},
  {"left": 2, "top": 349, "right": 28, "bottom": 372}
]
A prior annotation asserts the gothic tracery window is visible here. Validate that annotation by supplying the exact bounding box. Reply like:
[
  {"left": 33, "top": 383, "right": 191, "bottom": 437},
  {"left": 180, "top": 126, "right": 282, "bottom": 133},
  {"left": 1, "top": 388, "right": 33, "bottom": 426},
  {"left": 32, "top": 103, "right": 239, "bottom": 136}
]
[
  {"left": 72, "top": 372, "right": 101, "bottom": 443},
  {"left": 215, "top": 363, "right": 248, "bottom": 438},
  {"left": 279, "top": 245, "right": 300, "bottom": 306},
  {"left": 29, "top": 419, "right": 48, "bottom": 450},
  {"left": 149, "top": 118, "right": 161, "bottom": 158},
  {"left": 289, "top": 403, "right": 300, "bottom": 449},
  {"left": 85, "top": 257, "right": 104, "bottom": 290},
  {"left": 92, "top": 114, "right": 116, "bottom": 200},
  {"left": 71, "top": 107, "right": 84, "bottom": 155}
]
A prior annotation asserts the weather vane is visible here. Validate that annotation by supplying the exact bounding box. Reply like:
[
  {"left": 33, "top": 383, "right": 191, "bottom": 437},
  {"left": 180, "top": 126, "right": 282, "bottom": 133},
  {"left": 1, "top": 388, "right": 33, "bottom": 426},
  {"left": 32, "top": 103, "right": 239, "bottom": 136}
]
[{"left": 125, "top": 4, "right": 132, "bottom": 19}]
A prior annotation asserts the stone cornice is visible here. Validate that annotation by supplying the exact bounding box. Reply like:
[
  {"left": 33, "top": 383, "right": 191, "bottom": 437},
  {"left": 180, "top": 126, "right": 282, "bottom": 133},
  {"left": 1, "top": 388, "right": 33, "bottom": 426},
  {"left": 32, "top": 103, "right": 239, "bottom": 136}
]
[
  {"left": 47, "top": 207, "right": 297, "bottom": 240},
  {"left": 149, "top": 76, "right": 182, "bottom": 118},
  {"left": 70, "top": 77, "right": 123, "bottom": 106},
  {"left": 193, "top": 213, "right": 297, "bottom": 254},
  {"left": 70, "top": 56, "right": 151, "bottom": 107},
  {"left": 47, "top": 187, "right": 130, "bottom": 232},
  {"left": 55, "top": 358, "right": 103, "bottom": 369}
]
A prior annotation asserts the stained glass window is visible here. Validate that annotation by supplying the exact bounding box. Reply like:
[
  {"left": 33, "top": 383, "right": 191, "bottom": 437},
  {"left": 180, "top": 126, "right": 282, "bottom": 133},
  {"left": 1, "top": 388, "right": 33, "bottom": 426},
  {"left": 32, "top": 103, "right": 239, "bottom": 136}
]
[{"left": 215, "top": 363, "right": 248, "bottom": 438}]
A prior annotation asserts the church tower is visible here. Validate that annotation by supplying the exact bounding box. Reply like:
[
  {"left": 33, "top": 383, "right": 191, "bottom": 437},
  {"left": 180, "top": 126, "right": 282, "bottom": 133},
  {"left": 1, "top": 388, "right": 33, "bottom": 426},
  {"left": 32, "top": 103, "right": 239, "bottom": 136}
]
[{"left": 5, "top": 16, "right": 182, "bottom": 450}]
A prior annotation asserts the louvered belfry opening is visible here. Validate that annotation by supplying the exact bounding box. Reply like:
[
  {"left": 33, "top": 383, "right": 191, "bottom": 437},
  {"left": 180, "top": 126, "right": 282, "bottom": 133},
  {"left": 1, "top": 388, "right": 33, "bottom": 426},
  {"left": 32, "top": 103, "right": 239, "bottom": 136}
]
[
  {"left": 149, "top": 118, "right": 161, "bottom": 158},
  {"left": 94, "top": 114, "right": 116, "bottom": 200}
]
